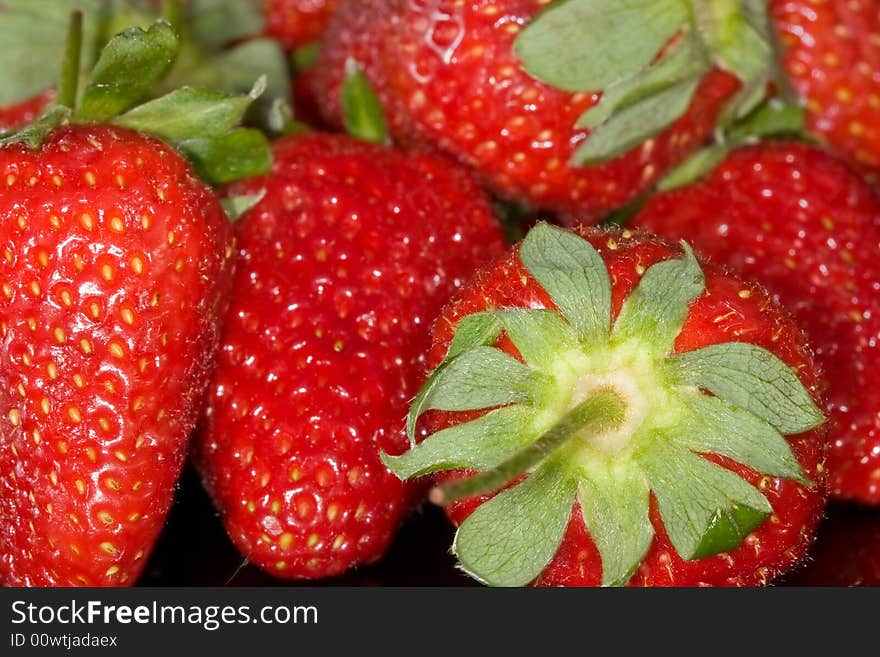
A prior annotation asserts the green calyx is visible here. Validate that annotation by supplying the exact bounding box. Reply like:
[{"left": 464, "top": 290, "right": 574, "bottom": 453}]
[
  {"left": 340, "top": 58, "right": 389, "bottom": 145},
  {"left": 0, "top": 2, "right": 279, "bottom": 185},
  {"left": 514, "top": 0, "right": 784, "bottom": 166},
  {"left": 383, "top": 223, "right": 823, "bottom": 587}
]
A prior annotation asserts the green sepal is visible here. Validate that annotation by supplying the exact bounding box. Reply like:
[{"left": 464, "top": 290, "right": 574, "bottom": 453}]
[
  {"left": 672, "top": 390, "right": 810, "bottom": 485},
  {"left": 638, "top": 441, "right": 771, "bottom": 560},
  {"left": 514, "top": 0, "right": 689, "bottom": 92},
  {"left": 113, "top": 80, "right": 264, "bottom": 141},
  {"left": 519, "top": 222, "right": 611, "bottom": 346},
  {"left": 341, "top": 58, "right": 387, "bottom": 145},
  {"left": 577, "top": 31, "right": 709, "bottom": 130},
  {"left": 383, "top": 405, "right": 540, "bottom": 479},
  {"left": 176, "top": 128, "right": 272, "bottom": 185},
  {"left": 612, "top": 242, "right": 705, "bottom": 355},
  {"left": 454, "top": 454, "right": 577, "bottom": 586},
  {"left": 657, "top": 143, "right": 728, "bottom": 191},
  {"left": 75, "top": 21, "right": 179, "bottom": 123},
  {"left": 401, "top": 345, "right": 549, "bottom": 417},
  {"left": 221, "top": 190, "right": 266, "bottom": 223},
  {"left": 572, "top": 78, "right": 700, "bottom": 166},
  {"left": 668, "top": 342, "right": 824, "bottom": 435},
  {"left": 494, "top": 309, "right": 581, "bottom": 370},
  {"left": 406, "top": 312, "right": 504, "bottom": 442},
  {"left": 292, "top": 42, "right": 319, "bottom": 73},
  {"left": 0, "top": 105, "right": 71, "bottom": 149},
  {"left": 578, "top": 459, "right": 653, "bottom": 586}
]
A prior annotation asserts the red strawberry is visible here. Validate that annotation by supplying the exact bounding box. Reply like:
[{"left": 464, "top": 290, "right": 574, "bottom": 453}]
[
  {"left": 0, "top": 16, "right": 271, "bottom": 586},
  {"left": 785, "top": 504, "right": 880, "bottom": 586},
  {"left": 263, "top": 0, "right": 339, "bottom": 50},
  {"left": 0, "top": 125, "right": 235, "bottom": 586},
  {"left": 772, "top": 0, "right": 880, "bottom": 175},
  {"left": 0, "top": 90, "right": 54, "bottom": 133},
  {"left": 195, "top": 133, "right": 506, "bottom": 579},
  {"left": 633, "top": 142, "right": 880, "bottom": 504},
  {"left": 385, "top": 224, "right": 827, "bottom": 586},
  {"left": 313, "top": 0, "right": 795, "bottom": 216}
]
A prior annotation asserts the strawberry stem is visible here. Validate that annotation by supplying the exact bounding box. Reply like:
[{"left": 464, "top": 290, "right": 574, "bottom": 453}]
[
  {"left": 432, "top": 388, "right": 626, "bottom": 505},
  {"left": 57, "top": 11, "right": 84, "bottom": 110},
  {"left": 162, "top": 0, "right": 185, "bottom": 37}
]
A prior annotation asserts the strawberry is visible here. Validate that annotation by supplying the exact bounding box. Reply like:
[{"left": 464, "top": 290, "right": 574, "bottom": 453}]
[
  {"left": 785, "top": 504, "right": 880, "bottom": 586},
  {"left": 0, "top": 90, "right": 54, "bottom": 133},
  {"left": 263, "top": 0, "right": 339, "bottom": 51},
  {"left": 313, "top": 0, "right": 795, "bottom": 216},
  {"left": 772, "top": 0, "right": 880, "bottom": 176},
  {"left": 384, "top": 223, "right": 827, "bottom": 586},
  {"left": 632, "top": 142, "right": 880, "bottom": 504},
  {"left": 194, "top": 133, "right": 507, "bottom": 579},
  {"left": 0, "top": 17, "right": 271, "bottom": 586}
]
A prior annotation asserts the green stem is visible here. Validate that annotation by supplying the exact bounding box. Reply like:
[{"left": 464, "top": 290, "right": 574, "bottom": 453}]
[
  {"left": 56, "top": 11, "right": 84, "bottom": 109},
  {"left": 433, "top": 388, "right": 626, "bottom": 505},
  {"left": 162, "top": 0, "right": 186, "bottom": 37}
]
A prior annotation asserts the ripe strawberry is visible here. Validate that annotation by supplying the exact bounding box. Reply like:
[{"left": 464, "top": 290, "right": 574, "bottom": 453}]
[
  {"left": 263, "top": 0, "right": 339, "bottom": 50},
  {"left": 0, "top": 125, "right": 235, "bottom": 586},
  {"left": 772, "top": 0, "right": 880, "bottom": 175},
  {"left": 785, "top": 504, "right": 880, "bottom": 586},
  {"left": 313, "top": 0, "right": 792, "bottom": 216},
  {"left": 194, "top": 133, "right": 506, "bottom": 579},
  {"left": 0, "top": 17, "right": 270, "bottom": 586},
  {"left": 0, "top": 90, "right": 54, "bottom": 133},
  {"left": 633, "top": 142, "right": 880, "bottom": 504},
  {"left": 385, "top": 224, "right": 827, "bottom": 586}
]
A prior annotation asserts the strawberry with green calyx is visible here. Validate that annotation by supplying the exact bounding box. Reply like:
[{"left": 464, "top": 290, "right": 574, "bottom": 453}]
[
  {"left": 0, "top": 14, "right": 266, "bottom": 586},
  {"left": 314, "top": 0, "right": 783, "bottom": 216},
  {"left": 385, "top": 224, "right": 827, "bottom": 586},
  {"left": 633, "top": 141, "right": 880, "bottom": 504}
]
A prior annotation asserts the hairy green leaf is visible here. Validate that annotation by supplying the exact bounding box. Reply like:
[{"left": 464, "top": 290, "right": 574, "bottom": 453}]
[
  {"left": 638, "top": 441, "right": 771, "bottom": 560},
  {"left": 668, "top": 342, "right": 824, "bottom": 434},
  {"left": 515, "top": 0, "right": 689, "bottom": 92},
  {"left": 341, "top": 58, "right": 387, "bottom": 144},
  {"left": 672, "top": 390, "right": 809, "bottom": 484},
  {"left": 75, "top": 21, "right": 179, "bottom": 122},
  {"left": 454, "top": 456, "right": 577, "bottom": 586},
  {"left": 384, "top": 405, "right": 540, "bottom": 479},
  {"left": 176, "top": 128, "right": 271, "bottom": 185},
  {"left": 579, "top": 460, "right": 653, "bottom": 586},
  {"left": 519, "top": 223, "right": 611, "bottom": 345},
  {"left": 572, "top": 78, "right": 700, "bottom": 165},
  {"left": 612, "top": 243, "right": 705, "bottom": 355},
  {"left": 494, "top": 309, "right": 581, "bottom": 370}
]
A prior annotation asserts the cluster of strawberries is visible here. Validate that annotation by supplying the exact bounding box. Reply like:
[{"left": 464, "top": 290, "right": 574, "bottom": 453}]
[{"left": 1, "top": 0, "right": 880, "bottom": 588}]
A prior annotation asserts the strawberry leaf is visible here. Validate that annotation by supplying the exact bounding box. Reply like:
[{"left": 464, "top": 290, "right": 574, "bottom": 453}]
[
  {"left": 454, "top": 456, "right": 577, "bottom": 586},
  {"left": 383, "top": 405, "right": 540, "bottom": 479},
  {"left": 113, "top": 82, "right": 263, "bottom": 141},
  {"left": 514, "top": 0, "right": 689, "bottom": 92},
  {"left": 0, "top": 105, "right": 72, "bottom": 149},
  {"left": 493, "top": 310, "right": 581, "bottom": 370},
  {"left": 221, "top": 190, "right": 266, "bottom": 222},
  {"left": 672, "top": 391, "right": 809, "bottom": 484},
  {"left": 572, "top": 78, "right": 700, "bottom": 165},
  {"left": 75, "top": 21, "right": 179, "bottom": 122},
  {"left": 577, "top": 30, "right": 709, "bottom": 130},
  {"left": 638, "top": 441, "right": 771, "bottom": 560},
  {"left": 668, "top": 342, "right": 824, "bottom": 434},
  {"left": 519, "top": 223, "right": 611, "bottom": 346},
  {"left": 578, "top": 460, "right": 653, "bottom": 586},
  {"left": 403, "top": 346, "right": 549, "bottom": 416},
  {"left": 177, "top": 128, "right": 272, "bottom": 185},
  {"left": 341, "top": 58, "right": 388, "bottom": 144},
  {"left": 612, "top": 243, "right": 705, "bottom": 355}
]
